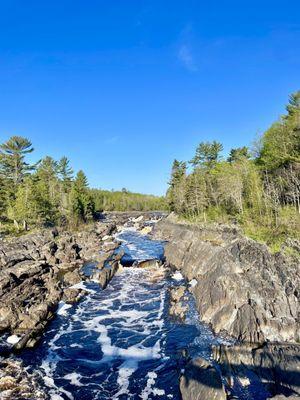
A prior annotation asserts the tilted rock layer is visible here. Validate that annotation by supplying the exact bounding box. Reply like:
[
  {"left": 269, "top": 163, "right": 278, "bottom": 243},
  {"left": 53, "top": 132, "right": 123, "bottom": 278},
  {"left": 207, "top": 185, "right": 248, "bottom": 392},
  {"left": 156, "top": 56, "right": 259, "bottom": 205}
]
[{"left": 154, "top": 217, "right": 300, "bottom": 343}]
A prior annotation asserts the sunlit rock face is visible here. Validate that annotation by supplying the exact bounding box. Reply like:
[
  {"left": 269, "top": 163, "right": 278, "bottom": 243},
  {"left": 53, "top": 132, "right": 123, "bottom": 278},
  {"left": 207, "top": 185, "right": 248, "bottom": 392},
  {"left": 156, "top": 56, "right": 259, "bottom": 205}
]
[{"left": 153, "top": 218, "right": 300, "bottom": 344}]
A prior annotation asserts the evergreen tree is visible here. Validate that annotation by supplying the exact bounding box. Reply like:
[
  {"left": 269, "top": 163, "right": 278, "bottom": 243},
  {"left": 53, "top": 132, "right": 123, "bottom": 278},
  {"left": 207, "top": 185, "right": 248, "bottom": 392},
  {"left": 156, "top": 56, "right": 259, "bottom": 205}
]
[
  {"left": 58, "top": 156, "right": 74, "bottom": 189},
  {"left": 228, "top": 146, "right": 250, "bottom": 163},
  {"left": 70, "top": 171, "right": 95, "bottom": 224},
  {"left": 0, "top": 136, "right": 35, "bottom": 187},
  {"left": 167, "top": 160, "right": 187, "bottom": 212},
  {"left": 190, "top": 141, "right": 223, "bottom": 169}
]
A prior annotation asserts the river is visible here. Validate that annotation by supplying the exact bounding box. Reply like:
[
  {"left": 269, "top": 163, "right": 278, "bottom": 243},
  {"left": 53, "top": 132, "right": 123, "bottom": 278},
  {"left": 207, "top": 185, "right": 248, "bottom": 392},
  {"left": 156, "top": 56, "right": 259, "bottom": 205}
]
[{"left": 17, "top": 225, "right": 268, "bottom": 400}]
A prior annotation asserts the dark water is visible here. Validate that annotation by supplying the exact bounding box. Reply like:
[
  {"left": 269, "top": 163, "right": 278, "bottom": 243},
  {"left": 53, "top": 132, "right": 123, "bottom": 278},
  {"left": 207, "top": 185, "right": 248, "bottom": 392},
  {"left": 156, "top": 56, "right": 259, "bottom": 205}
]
[
  {"left": 16, "top": 227, "right": 268, "bottom": 400},
  {"left": 17, "top": 229, "right": 219, "bottom": 400}
]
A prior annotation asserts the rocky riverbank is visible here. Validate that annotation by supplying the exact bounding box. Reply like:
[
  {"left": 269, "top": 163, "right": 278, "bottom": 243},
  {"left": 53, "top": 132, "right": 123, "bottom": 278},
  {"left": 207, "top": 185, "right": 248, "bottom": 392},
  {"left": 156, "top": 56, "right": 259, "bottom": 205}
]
[
  {"left": 153, "top": 214, "right": 300, "bottom": 399},
  {"left": 0, "top": 212, "right": 162, "bottom": 399}
]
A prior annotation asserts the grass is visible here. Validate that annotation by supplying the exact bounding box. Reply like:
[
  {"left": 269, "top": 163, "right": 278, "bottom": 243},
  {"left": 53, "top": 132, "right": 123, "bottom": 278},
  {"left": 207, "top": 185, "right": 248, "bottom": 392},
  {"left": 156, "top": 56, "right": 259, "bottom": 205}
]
[{"left": 180, "top": 206, "right": 300, "bottom": 255}]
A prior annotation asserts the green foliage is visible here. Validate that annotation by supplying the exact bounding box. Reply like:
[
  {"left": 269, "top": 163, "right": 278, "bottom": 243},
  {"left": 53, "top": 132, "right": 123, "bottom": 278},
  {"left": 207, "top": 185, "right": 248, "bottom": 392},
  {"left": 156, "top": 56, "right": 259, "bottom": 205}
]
[
  {"left": 0, "top": 135, "right": 166, "bottom": 233},
  {"left": 70, "top": 171, "right": 95, "bottom": 225},
  {"left": 0, "top": 136, "right": 35, "bottom": 187},
  {"left": 90, "top": 189, "right": 167, "bottom": 212},
  {"left": 190, "top": 141, "right": 223, "bottom": 168},
  {"left": 228, "top": 146, "right": 250, "bottom": 163},
  {"left": 167, "top": 91, "right": 300, "bottom": 249}
]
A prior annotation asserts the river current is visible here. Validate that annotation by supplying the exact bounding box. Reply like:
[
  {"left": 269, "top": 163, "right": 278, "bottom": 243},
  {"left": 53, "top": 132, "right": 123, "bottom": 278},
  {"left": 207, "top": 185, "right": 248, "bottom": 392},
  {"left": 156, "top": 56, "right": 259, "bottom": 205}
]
[
  {"left": 15, "top": 228, "right": 220, "bottom": 400},
  {"left": 17, "top": 226, "right": 268, "bottom": 400}
]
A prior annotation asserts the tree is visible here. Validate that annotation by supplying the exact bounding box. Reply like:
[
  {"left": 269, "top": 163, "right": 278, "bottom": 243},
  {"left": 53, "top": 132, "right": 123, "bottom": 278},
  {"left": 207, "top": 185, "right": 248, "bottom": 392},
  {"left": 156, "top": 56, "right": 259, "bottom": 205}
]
[
  {"left": 228, "top": 146, "right": 250, "bottom": 163},
  {"left": 9, "top": 176, "right": 58, "bottom": 228},
  {"left": 70, "top": 171, "right": 95, "bottom": 224},
  {"left": 167, "top": 160, "right": 187, "bottom": 212},
  {"left": 286, "top": 91, "right": 300, "bottom": 117},
  {"left": 58, "top": 156, "right": 73, "bottom": 189},
  {"left": 185, "top": 169, "right": 207, "bottom": 217},
  {"left": 190, "top": 141, "right": 223, "bottom": 169},
  {"left": 0, "top": 136, "right": 35, "bottom": 187}
]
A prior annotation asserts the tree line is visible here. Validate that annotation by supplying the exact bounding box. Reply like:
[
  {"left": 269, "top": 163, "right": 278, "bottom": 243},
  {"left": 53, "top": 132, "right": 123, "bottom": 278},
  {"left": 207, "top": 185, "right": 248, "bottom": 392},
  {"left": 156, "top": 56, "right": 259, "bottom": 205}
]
[
  {"left": 90, "top": 188, "right": 166, "bottom": 212},
  {"left": 0, "top": 138, "right": 166, "bottom": 233},
  {"left": 0, "top": 136, "right": 95, "bottom": 231},
  {"left": 167, "top": 91, "right": 300, "bottom": 250}
]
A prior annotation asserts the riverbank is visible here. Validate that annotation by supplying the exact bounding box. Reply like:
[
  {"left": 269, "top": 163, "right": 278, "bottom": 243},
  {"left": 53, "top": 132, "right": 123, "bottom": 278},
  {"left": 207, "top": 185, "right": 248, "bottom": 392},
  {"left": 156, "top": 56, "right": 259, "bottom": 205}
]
[
  {"left": 0, "top": 212, "right": 165, "bottom": 399},
  {"left": 153, "top": 214, "right": 300, "bottom": 399}
]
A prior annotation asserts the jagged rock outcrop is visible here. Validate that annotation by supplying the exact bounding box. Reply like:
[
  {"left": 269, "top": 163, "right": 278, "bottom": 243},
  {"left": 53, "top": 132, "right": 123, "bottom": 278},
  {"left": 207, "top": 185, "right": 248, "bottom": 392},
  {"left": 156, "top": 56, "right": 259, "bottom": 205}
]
[
  {"left": 213, "top": 342, "right": 300, "bottom": 397},
  {"left": 153, "top": 218, "right": 300, "bottom": 344},
  {"left": 153, "top": 216, "right": 300, "bottom": 399},
  {"left": 0, "top": 221, "right": 121, "bottom": 350},
  {"left": 180, "top": 357, "right": 227, "bottom": 400},
  {"left": 0, "top": 358, "right": 48, "bottom": 399},
  {"left": 169, "top": 285, "right": 189, "bottom": 319}
]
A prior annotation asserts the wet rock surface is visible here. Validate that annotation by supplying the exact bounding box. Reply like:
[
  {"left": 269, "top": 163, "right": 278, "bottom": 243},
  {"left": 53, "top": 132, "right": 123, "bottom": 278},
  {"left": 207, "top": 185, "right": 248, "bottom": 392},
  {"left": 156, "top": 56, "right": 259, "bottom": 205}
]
[
  {"left": 213, "top": 342, "right": 300, "bottom": 398},
  {"left": 180, "top": 357, "right": 227, "bottom": 400},
  {"left": 0, "top": 220, "right": 124, "bottom": 351},
  {"left": 0, "top": 358, "right": 47, "bottom": 399},
  {"left": 169, "top": 285, "right": 189, "bottom": 319},
  {"left": 153, "top": 215, "right": 300, "bottom": 399}
]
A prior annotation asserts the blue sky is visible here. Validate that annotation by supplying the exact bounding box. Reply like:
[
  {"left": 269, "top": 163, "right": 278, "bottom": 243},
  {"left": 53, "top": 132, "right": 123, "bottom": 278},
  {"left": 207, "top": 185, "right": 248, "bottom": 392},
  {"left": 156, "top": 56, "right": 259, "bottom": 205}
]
[{"left": 0, "top": 1, "right": 299, "bottom": 195}]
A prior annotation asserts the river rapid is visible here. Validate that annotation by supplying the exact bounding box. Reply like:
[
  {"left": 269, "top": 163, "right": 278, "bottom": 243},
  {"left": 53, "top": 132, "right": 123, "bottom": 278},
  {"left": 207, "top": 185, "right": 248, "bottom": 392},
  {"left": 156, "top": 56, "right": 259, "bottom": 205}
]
[{"left": 16, "top": 226, "right": 223, "bottom": 400}]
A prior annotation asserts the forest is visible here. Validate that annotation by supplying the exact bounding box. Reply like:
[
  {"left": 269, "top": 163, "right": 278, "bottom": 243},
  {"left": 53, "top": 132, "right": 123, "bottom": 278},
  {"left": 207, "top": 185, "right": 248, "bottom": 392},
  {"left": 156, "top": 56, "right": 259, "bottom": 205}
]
[
  {"left": 0, "top": 138, "right": 166, "bottom": 234},
  {"left": 167, "top": 91, "right": 300, "bottom": 251},
  {"left": 90, "top": 188, "right": 166, "bottom": 212}
]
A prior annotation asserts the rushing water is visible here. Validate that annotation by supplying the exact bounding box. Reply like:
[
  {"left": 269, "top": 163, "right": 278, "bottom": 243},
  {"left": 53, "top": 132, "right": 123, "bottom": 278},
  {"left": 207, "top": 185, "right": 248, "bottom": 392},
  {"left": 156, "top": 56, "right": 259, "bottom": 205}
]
[{"left": 17, "top": 227, "right": 224, "bottom": 400}]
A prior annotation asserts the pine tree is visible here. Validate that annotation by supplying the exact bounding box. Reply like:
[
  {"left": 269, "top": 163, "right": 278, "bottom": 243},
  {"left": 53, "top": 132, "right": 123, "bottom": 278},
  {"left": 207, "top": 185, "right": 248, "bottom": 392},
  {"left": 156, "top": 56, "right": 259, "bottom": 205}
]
[
  {"left": 58, "top": 156, "right": 74, "bottom": 189},
  {"left": 0, "top": 136, "right": 35, "bottom": 187},
  {"left": 167, "top": 160, "right": 187, "bottom": 212},
  {"left": 190, "top": 141, "right": 223, "bottom": 169},
  {"left": 228, "top": 146, "right": 250, "bottom": 163},
  {"left": 70, "top": 171, "right": 95, "bottom": 224}
]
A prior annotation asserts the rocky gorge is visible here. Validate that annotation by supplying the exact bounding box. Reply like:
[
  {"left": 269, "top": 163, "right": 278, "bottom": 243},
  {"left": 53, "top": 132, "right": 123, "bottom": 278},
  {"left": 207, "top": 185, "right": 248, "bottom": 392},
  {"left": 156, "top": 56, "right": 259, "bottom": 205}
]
[
  {"left": 153, "top": 214, "right": 300, "bottom": 399},
  {"left": 0, "top": 212, "right": 162, "bottom": 399},
  {"left": 0, "top": 211, "right": 299, "bottom": 400}
]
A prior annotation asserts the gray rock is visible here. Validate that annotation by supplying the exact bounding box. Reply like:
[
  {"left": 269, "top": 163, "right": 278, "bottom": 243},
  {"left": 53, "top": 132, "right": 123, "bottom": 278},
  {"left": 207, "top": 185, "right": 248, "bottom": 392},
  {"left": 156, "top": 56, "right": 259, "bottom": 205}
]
[
  {"left": 153, "top": 219, "right": 300, "bottom": 344},
  {"left": 213, "top": 342, "right": 300, "bottom": 397},
  {"left": 180, "top": 357, "right": 227, "bottom": 400},
  {"left": 135, "top": 259, "right": 159, "bottom": 268}
]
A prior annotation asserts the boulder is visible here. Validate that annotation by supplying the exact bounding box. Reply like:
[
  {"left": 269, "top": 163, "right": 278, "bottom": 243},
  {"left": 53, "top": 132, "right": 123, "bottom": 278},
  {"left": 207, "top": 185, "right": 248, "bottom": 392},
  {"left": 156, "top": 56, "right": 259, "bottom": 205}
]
[
  {"left": 62, "top": 269, "right": 82, "bottom": 286},
  {"left": 213, "top": 342, "right": 300, "bottom": 397},
  {"left": 0, "top": 358, "right": 47, "bottom": 399},
  {"left": 103, "top": 241, "right": 120, "bottom": 253},
  {"left": 169, "top": 285, "right": 188, "bottom": 319},
  {"left": 180, "top": 357, "right": 227, "bottom": 400},
  {"left": 92, "top": 260, "right": 119, "bottom": 289},
  {"left": 135, "top": 259, "right": 159, "bottom": 268}
]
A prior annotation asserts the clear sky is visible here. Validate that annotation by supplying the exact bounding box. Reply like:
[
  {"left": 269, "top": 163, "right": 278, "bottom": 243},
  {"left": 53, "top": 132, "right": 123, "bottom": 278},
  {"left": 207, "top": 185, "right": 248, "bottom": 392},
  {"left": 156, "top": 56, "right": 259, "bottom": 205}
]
[{"left": 0, "top": 1, "right": 299, "bottom": 195}]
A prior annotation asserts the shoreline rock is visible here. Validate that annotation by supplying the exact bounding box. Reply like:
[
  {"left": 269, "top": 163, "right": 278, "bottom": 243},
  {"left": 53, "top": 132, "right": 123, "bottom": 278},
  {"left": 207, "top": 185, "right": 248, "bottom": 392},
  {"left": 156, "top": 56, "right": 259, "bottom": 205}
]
[
  {"left": 153, "top": 216, "right": 300, "bottom": 399},
  {"left": 153, "top": 218, "right": 299, "bottom": 344}
]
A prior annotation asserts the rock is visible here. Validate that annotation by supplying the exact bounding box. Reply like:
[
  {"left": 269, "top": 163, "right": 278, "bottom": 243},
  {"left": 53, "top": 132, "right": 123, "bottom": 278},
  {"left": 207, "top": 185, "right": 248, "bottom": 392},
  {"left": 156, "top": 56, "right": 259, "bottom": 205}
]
[
  {"left": 62, "top": 269, "right": 82, "bottom": 286},
  {"left": 63, "top": 288, "right": 85, "bottom": 303},
  {"left": 0, "top": 358, "right": 47, "bottom": 399},
  {"left": 169, "top": 301, "right": 188, "bottom": 319},
  {"left": 135, "top": 259, "right": 159, "bottom": 268},
  {"left": 180, "top": 357, "right": 227, "bottom": 400},
  {"left": 92, "top": 260, "right": 119, "bottom": 289},
  {"left": 102, "top": 235, "right": 113, "bottom": 241},
  {"left": 213, "top": 342, "right": 300, "bottom": 397},
  {"left": 169, "top": 285, "right": 189, "bottom": 319},
  {"left": 140, "top": 226, "right": 152, "bottom": 235},
  {"left": 153, "top": 218, "right": 300, "bottom": 344},
  {"left": 103, "top": 241, "right": 120, "bottom": 252},
  {"left": 170, "top": 285, "right": 185, "bottom": 302},
  {"left": 132, "top": 215, "right": 144, "bottom": 222}
]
